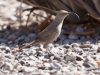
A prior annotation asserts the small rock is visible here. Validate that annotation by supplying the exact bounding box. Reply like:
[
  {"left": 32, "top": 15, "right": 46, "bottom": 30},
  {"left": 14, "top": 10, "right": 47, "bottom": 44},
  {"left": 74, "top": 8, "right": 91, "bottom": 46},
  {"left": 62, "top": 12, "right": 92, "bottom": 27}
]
[
  {"left": 15, "top": 35, "right": 26, "bottom": 44},
  {"left": 68, "top": 33, "right": 78, "bottom": 40},
  {"left": 0, "top": 39, "right": 7, "bottom": 43},
  {"left": 28, "top": 33, "right": 36, "bottom": 39},
  {"left": 44, "top": 63, "right": 51, "bottom": 69},
  {"left": 4, "top": 30, "right": 10, "bottom": 38},
  {"left": 44, "top": 54, "right": 50, "bottom": 59},
  {"left": 51, "top": 62, "right": 62, "bottom": 70},
  {"left": 17, "top": 55, "right": 23, "bottom": 59},
  {"left": 10, "top": 16, "right": 17, "bottom": 21},
  {"left": 76, "top": 26, "right": 84, "bottom": 32},
  {"left": 97, "top": 47, "right": 100, "bottom": 53},
  {"left": 24, "top": 37, "right": 30, "bottom": 42},
  {"left": 59, "top": 33, "right": 66, "bottom": 40},
  {"left": 73, "top": 46, "right": 84, "bottom": 55},
  {"left": 80, "top": 36, "right": 86, "bottom": 41},
  {"left": 29, "top": 55, "right": 38, "bottom": 60},
  {"left": 39, "top": 10, "right": 47, "bottom": 17},
  {"left": 83, "top": 62, "right": 90, "bottom": 68},
  {"left": 76, "top": 55, "right": 83, "bottom": 61},
  {"left": 1, "top": 62, "right": 14, "bottom": 71},
  {"left": 20, "top": 60, "right": 25, "bottom": 65},
  {"left": 0, "top": 61, "right": 4, "bottom": 68},
  {"left": 4, "top": 54, "right": 13, "bottom": 59},
  {"left": 16, "top": 64, "right": 23, "bottom": 72},
  {"left": 0, "top": 32, "right": 3, "bottom": 38},
  {"left": 0, "top": 45, "right": 8, "bottom": 50},
  {"left": 10, "top": 72, "right": 18, "bottom": 75},
  {"left": 7, "top": 33, "right": 17, "bottom": 41},
  {"left": 62, "top": 67, "right": 69, "bottom": 72},
  {"left": 26, "top": 60, "right": 36, "bottom": 66},
  {"left": 24, "top": 66, "right": 38, "bottom": 72},
  {"left": 63, "top": 39, "right": 69, "bottom": 44},
  {"left": 38, "top": 56, "right": 44, "bottom": 60},
  {"left": 4, "top": 49, "right": 10, "bottom": 53},
  {"left": 71, "top": 43, "right": 79, "bottom": 48},
  {"left": 63, "top": 44, "right": 71, "bottom": 49},
  {"left": 0, "top": 71, "right": 6, "bottom": 75},
  {"left": 53, "top": 55, "right": 62, "bottom": 61},
  {"left": 65, "top": 55, "right": 76, "bottom": 62},
  {"left": 97, "top": 43, "right": 100, "bottom": 46}
]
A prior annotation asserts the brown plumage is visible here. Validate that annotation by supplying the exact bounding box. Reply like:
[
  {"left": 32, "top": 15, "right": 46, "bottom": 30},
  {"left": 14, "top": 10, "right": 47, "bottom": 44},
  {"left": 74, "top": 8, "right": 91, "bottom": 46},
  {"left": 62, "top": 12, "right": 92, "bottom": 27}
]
[{"left": 19, "top": 10, "right": 68, "bottom": 52}]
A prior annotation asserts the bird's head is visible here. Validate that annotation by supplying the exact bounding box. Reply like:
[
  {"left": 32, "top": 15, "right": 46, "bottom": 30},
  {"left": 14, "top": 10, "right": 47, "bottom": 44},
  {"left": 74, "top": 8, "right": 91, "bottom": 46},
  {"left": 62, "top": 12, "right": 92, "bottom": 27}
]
[
  {"left": 55, "top": 10, "right": 68, "bottom": 19},
  {"left": 56, "top": 10, "right": 68, "bottom": 16}
]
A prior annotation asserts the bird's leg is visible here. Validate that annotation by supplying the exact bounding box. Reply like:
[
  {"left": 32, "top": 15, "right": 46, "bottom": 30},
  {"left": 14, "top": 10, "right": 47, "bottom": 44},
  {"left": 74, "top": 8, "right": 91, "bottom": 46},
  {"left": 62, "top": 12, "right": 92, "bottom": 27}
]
[
  {"left": 43, "top": 44, "right": 53, "bottom": 55},
  {"left": 39, "top": 44, "right": 46, "bottom": 51}
]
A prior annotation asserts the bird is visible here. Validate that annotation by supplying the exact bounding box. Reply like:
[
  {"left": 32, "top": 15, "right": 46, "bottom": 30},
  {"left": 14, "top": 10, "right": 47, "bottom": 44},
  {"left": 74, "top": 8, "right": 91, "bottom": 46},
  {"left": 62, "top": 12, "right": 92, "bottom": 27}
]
[{"left": 19, "top": 10, "right": 68, "bottom": 53}]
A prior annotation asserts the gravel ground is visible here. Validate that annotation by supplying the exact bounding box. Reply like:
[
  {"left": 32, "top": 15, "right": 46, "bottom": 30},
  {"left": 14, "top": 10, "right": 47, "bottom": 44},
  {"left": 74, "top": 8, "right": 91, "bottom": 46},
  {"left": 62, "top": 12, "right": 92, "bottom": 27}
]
[{"left": 0, "top": 0, "right": 100, "bottom": 75}]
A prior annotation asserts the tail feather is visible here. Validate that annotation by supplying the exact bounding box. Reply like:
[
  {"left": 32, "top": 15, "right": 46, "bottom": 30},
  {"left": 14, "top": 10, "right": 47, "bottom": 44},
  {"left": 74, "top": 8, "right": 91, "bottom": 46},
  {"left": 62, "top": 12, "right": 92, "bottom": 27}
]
[{"left": 18, "top": 41, "right": 35, "bottom": 52}]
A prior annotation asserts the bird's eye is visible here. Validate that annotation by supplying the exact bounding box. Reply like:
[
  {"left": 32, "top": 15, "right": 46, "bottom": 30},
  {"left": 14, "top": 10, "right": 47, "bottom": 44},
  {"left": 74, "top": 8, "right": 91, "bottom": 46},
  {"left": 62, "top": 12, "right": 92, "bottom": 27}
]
[
  {"left": 61, "top": 11, "right": 68, "bottom": 14},
  {"left": 61, "top": 12, "right": 65, "bottom": 14}
]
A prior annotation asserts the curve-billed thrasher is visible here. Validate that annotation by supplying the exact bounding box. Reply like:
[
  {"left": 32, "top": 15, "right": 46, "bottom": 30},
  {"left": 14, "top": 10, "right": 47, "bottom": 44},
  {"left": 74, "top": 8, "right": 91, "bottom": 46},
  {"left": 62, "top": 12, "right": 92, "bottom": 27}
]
[{"left": 19, "top": 10, "right": 68, "bottom": 52}]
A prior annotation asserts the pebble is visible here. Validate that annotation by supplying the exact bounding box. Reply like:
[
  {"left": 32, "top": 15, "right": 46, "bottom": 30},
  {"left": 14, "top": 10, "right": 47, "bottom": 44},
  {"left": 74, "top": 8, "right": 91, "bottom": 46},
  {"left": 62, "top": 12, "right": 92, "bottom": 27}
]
[
  {"left": 65, "top": 55, "right": 76, "bottom": 62},
  {"left": 51, "top": 62, "right": 62, "bottom": 70},
  {"left": 59, "top": 33, "right": 66, "bottom": 40},
  {"left": 15, "top": 35, "right": 26, "bottom": 44},
  {"left": 0, "top": 39, "right": 7, "bottom": 43},
  {"left": 28, "top": 33, "right": 36, "bottom": 39},
  {"left": 80, "top": 36, "right": 86, "bottom": 41},
  {"left": 63, "top": 39, "right": 70, "bottom": 44},
  {"left": 76, "top": 55, "right": 83, "bottom": 61},
  {"left": 76, "top": 26, "right": 84, "bottom": 32},
  {"left": 44, "top": 63, "right": 51, "bottom": 69},
  {"left": 24, "top": 66, "right": 38, "bottom": 72},
  {"left": 68, "top": 33, "right": 78, "bottom": 40},
  {"left": 7, "top": 33, "right": 17, "bottom": 41},
  {"left": 0, "top": 32, "right": 3, "bottom": 38},
  {"left": 97, "top": 47, "right": 100, "bottom": 53}
]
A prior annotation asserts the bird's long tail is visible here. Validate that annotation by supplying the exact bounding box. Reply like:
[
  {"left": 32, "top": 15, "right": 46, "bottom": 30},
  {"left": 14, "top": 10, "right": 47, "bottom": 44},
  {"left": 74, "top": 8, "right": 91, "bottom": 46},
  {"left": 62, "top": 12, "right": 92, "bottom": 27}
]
[{"left": 18, "top": 41, "right": 35, "bottom": 52}]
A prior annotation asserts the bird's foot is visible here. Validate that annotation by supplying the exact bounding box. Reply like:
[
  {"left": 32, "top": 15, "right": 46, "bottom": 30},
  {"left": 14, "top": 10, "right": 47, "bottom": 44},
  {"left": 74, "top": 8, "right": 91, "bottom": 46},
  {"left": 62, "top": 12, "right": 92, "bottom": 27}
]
[{"left": 45, "top": 48, "right": 54, "bottom": 56}]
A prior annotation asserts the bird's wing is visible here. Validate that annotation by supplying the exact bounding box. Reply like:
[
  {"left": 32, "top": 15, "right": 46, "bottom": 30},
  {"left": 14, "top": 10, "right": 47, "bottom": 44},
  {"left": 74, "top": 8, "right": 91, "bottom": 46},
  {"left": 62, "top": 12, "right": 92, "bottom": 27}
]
[
  {"left": 35, "top": 28, "right": 58, "bottom": 42},
  {"left": 36, "top": 29, "right": 55, "bottom": 39}
]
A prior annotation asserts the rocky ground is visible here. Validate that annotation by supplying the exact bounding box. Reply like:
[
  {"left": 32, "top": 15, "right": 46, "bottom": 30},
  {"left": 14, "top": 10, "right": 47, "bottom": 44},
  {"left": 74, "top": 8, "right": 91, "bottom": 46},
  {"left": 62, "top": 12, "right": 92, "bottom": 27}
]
[{"left": 0, "top": 0, "right": 100, "bottom": 75}]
